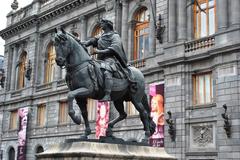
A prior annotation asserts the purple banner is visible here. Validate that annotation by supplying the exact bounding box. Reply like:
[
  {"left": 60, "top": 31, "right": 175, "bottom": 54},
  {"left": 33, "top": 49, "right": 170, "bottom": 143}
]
[
  {"left": 149, "top": 83, "right": 164, "bottom": 147},
  {"left": 17, "top": 107, "right": 29, "bottom": 160}
]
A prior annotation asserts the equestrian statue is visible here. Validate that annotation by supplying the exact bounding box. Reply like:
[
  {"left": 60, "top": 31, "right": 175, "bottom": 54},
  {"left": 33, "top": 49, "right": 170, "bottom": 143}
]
[{"left": 54, "top": 19, "right": 155, "bottom": 142}]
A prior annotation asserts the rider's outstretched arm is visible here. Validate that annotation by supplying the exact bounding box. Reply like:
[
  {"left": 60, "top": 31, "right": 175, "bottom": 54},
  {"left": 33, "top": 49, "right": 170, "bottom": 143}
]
[{"left": 82, "top": 37, "right": 98, "bottom": 47}]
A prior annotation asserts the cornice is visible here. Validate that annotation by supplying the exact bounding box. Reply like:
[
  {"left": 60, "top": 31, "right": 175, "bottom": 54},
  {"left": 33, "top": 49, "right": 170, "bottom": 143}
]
[
  {"left": 0, "top": 0, "right": 98, "bottom": 40},
  {"left": 0, "top": 15, "right": 38, "bottom": 40},
  {"left": 0, "top": 87, "right": 68, "bottom": 106}
]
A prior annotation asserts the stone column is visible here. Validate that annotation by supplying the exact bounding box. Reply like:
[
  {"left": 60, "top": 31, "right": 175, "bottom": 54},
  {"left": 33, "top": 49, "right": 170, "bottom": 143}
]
[
  {"left": 168, "top": 0, "right": 176, "bottom": 42},
  {"left": 10, "top": 45, "right": 17, "bottom": 90},
  {"left": 121, "top": 0, "right": 129, "bottom": 53},
  {"left": 230, "top": 0, "right": 240, "bottom": 27},
  {"left": 115, "top": 0, "right": 122, "bottom": 34},
  {"left": 217, "top": 0, "right": 228, "bottom": 30},
  {"left": 149, "top": 0, "right": 156, "bottom": 55},
  {"left": 80, "top": 16, "right": 87, "bottom": 41},
  {"left": 187, "top": 0, "right": 193, "bottom": 40},
  {"left": 177, "top": 0, "right": 187, "bottom": 41},
  {"left": 128, "top": 21, "right": 135, "bottom": 61},
  {"left": 4, "top": 46, "right": 11, "bottom": 91}
]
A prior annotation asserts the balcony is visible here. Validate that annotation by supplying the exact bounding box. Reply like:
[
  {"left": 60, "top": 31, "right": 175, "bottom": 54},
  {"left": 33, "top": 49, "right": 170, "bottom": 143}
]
[
  {"left": 57, "top": 79, "right": 66, "bottom": 87},
  {"left": 129, "top": 59, "right": 145, "bottom": 68},
  {"left": 11, "top": 89, "right": 22, "bottom": 98},
  {"left": 184, "top": 36, "right": 215, "bottom": 53},
  {"left": 36, "top": 83, "right": 52, "bottom": 92}
]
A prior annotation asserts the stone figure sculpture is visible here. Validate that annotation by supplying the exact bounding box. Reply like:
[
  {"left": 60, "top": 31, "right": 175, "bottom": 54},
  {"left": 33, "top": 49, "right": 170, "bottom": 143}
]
[{"left": 53, "top": 20, "right": 155, "bottom": 142}]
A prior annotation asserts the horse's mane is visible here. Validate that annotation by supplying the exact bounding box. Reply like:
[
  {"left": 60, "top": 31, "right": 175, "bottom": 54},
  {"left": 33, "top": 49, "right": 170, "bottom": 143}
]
[{"left": 66, "top": 32, "right": 89, "bottom": 54}]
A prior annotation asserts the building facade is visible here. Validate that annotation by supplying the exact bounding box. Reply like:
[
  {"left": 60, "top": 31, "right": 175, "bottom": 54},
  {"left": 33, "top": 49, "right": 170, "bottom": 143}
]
[{"left": 0, "top": 0, "right": 240, "bottom": 159}]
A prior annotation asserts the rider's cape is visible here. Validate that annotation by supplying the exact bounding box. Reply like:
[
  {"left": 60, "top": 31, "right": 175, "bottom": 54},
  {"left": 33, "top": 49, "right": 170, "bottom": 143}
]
[{"left": 96, "top": 31, "right": 128, "bottom": 68}]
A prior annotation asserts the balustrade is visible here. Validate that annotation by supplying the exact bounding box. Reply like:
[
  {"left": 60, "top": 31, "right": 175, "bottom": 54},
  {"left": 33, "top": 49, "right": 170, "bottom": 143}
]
[{"left": 185, "top": 36, "right": 215, "bottom": 53}]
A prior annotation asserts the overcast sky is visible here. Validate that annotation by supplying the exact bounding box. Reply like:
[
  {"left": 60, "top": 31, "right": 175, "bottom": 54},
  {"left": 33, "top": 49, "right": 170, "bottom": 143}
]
[{"left": 0, "top": 0, "right": 33, "bottom": 56}]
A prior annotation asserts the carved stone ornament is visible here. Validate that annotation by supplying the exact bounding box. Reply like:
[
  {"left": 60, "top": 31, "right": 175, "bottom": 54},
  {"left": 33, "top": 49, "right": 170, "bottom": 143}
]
[
  {"left": 192, "top": 125, "right": 213, "bottom": 147},
  {"left": 11, "top": 0, "right": 19, "bottom": 10},
  {"left": 105, "top": 0, "right": 114, "bottom": 11}
]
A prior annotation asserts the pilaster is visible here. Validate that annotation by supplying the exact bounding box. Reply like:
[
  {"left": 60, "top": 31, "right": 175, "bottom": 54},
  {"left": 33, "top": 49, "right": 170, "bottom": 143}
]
[
  {"left": 80, "top": 16, "right": 87, "bottom": 41},
  {"left": 149, "top": 0, "right": 156, "bottom": 55},
  {"left": 177, "top": 0, "right": 187, "bottom": 41},
  {"left": 217, "top": 0, "right": 228, "bottom": 31},
  {"left": 168, "top": 0, "right": 176, "bottom": 42},
  {"left": 229, "top": 0, "right": 240, "bottom": 27},
  {"left": 10, "top": 45, "right": 17, "bottom": 90},
  {"left": 121, "top": 0, "right": 129, "bottom": 53}
]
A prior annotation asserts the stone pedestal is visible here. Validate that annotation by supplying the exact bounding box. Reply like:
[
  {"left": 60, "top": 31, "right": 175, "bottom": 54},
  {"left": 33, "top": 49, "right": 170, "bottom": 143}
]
[{"left": 36, "top": 141, "right": 176, "bottom": 160}]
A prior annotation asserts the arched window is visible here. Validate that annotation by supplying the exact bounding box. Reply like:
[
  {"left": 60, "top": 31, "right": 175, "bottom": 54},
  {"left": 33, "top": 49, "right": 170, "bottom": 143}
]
[
  {"left": 133, "top": 8, "right": 149, "bottom": 61},
  {"left": 36, "top": 145, "right": 44, "bottom": 153},
  {"left": 92, "top": 25, "right": 103, "bottom": 38},
  {"left": 91, "top": 25, "right": 103, "bottom": 59},
  {"left": 17, "top": 51, "right": 27, "bottom": 89},
  {"left": 8, "top": 147, "right": 15, "bottom": 160},
  {"left": 44, "top": 43, "right": 56, "bottom": 83}
]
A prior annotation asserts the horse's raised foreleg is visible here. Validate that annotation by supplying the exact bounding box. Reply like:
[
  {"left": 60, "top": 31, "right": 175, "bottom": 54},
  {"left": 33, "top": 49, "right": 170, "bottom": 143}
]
[
  {"left": 67, "top": 87, "right": 91, "bottom": 125},
  {"left": 106, "top": 100, "right": 127, "bottom": 137},
  {"left": 76, "top": 98, "right": 91, "bottom": 139},
  {"left": 132, "top": 99, "right": 151, "bottom": 142}
]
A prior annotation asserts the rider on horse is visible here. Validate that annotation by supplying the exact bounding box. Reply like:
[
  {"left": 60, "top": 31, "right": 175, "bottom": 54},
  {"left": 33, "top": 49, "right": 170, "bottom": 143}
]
[{"left": 83, "top": 19, "right": 129, "bottom": 101}]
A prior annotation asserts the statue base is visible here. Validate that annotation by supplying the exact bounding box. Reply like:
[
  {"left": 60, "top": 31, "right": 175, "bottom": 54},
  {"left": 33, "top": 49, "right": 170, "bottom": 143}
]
[{"left": 36, "top": 140, "right": 176, "bottom": 160}]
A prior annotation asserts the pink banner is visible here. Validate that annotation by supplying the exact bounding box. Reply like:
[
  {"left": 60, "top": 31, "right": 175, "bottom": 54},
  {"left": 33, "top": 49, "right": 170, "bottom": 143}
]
[
  {"left": 17, "top": 107, "right": 29, "bottom": 160},
  {"left": 95, "top": 102, "right": 110, "bottom": 139},
  {"left": 149, "top": 83, "right": 164, "bottom": 147}
]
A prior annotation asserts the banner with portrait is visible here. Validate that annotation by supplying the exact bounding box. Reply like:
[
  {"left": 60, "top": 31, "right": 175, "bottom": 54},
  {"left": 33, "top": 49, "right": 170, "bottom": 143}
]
[
  {"left": 95, "top": 101, "right": 110, "bottom": 139},
  {"left": 17, "top": 107, "right": 29, "bottom": 160},
  {"left": 149, "top": 82, "right": 164, "bottom": 147}
]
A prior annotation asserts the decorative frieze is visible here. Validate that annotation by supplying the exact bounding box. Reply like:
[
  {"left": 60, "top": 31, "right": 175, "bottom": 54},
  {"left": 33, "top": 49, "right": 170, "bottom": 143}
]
[
  {"left": 0, "top": 15, "right": 38, "bottom": 40},
  {"left": 105, "top": 0, "right": 114, "bottom": 11},
  {"left": 0, "top": 0, "right": 93, "bottom": 39}
]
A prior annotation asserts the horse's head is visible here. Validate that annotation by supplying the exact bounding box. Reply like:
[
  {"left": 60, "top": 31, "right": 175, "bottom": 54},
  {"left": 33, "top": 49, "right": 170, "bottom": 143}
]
[
  {"left": 53, "top": 28, "right": 72, "bottom": 67},
  {"left": 53, "top": 28, "right": 91, "bottom": 69}
]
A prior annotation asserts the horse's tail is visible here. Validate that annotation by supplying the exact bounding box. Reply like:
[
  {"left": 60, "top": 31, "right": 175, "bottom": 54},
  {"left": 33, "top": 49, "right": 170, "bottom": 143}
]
[{"left": 141, "top": 93, "right": 156, "bottom": 136}]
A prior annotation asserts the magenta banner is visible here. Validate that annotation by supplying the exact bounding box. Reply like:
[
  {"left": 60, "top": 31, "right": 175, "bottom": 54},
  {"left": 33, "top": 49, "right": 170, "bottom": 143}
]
[
  {"left": 95, "top": 102, "right": 110, "bottom": 139},
  {"left": 149, "top": 82, "right": 164, "bottom": 147},
  {"left": 17, "top": 107, "right": 29, "bottom": 160}
]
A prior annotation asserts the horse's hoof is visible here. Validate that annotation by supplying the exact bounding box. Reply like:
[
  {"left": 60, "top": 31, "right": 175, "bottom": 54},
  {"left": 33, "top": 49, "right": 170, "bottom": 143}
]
[
  {"left": 141, "top": 138, "right": 149, "bottom": 144},
  {"left": 85, "top": 128, "right": 91, "bottom": 136},
  {"left": 106, "top": 128, "right": 113, "bottom": 137}
]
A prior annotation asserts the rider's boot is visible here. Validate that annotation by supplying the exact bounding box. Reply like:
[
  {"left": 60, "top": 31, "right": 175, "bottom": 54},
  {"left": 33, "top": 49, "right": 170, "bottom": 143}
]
[{"left": 101, "top": 71, "right": 113, "bottom": 101}]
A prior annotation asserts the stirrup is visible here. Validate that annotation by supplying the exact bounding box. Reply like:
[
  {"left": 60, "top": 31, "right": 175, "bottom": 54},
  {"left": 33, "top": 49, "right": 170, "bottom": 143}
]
[{"left": 100, "top": 94, "right": 111, "bottom": 101}]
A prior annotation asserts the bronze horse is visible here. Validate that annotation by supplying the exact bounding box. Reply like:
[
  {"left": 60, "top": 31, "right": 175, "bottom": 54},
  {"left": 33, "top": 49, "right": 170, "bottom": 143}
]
[{"left": 53, "top": 28, "right": 155, "bottom": 141}]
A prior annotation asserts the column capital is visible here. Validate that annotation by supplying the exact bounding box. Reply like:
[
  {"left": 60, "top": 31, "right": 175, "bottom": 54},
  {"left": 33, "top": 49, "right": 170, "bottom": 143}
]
[
  {"left": 121, "top": 0, "right": 128, "bottom": 5},
  {"left": 79, "top": 15, "right": 87, "bottom": 22}
]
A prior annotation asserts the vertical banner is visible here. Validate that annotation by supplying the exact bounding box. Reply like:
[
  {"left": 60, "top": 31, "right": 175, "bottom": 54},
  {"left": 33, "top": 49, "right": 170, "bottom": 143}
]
[
  {"left": 17, "top": 107, "right": 29, "bottom": 160},
  {"left": 149, "top": 82, "right": 164, "bottom": 147},
  {"left": 95, "top": 102, "right": 110, "bottom": 139}
]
